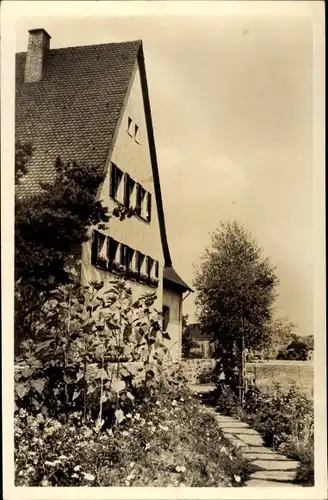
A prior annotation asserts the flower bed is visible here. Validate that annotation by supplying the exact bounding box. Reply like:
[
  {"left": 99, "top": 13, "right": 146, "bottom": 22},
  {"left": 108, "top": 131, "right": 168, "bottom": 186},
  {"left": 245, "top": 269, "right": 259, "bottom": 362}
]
[{"left": 15, "top": 384, "right": 253, "bottom": 487}]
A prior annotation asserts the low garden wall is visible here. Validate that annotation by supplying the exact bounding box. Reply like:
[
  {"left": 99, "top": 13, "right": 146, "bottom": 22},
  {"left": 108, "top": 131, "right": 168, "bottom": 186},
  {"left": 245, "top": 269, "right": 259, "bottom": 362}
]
[
  {"left": 179, "top": 359, "right": 216, "bottom": 384},
  {"left": 245, "top": 360, "right": 313, "bottom": 397}
]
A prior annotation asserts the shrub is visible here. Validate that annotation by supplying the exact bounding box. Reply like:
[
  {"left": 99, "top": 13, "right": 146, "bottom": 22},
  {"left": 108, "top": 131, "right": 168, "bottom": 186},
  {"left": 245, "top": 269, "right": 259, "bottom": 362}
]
[
  {"left": 197, "top": 366, "right": 217, "bottom": 385},
  {"left": 216, "top": 385, "right": 241, "bottom": 417}
]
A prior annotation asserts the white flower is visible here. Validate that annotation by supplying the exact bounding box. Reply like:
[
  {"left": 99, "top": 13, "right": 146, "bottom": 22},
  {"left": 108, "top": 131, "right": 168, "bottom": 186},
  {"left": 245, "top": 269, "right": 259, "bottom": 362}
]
[
  {"left": 180, "top": 398, "right": 184, "bottom": 402},
  {"left": 160, "top": 425, "right": 169, "bottom": 431},
  {"left": 134, "top": 413, "right": 141, "bottom": 421},
  {"left": 74, "top": 465, "right": 81, "bottom": 472},
  {"left": 83, "top": 472, "right": 95, "bottom": 481},
  {"left": 145, "top": 443, "right": 150, "bottom": 450},
  {"left": 129, "top": 461, "right": 135, "bottom": 468},
  {"left": 122, "top": 430, "right": 129, "bottom": 436},
  {"left": 72, "top": 473, "right": 79, "bottom": 479},
  {"left": 171, "top": 400, "right": 177, "bottom": 406},
  {"left": 234, "top": 475, "right": 241, "bottom": 483},
  {"left": 155, "top": 400, "right": 161, "bottom": 406},
  {"left": 176, "top": 465, "right": 186, "bottom": 473},
  {"left": 126, "top": 413, "right": 132, "bottom": 419}
]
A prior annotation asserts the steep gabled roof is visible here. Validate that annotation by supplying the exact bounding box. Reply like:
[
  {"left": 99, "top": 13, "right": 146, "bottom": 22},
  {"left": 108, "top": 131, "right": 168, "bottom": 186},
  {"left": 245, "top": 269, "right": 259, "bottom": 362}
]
[
  {"left": 15, "top": 41, "right": 141, "bottom": 196},
  {"left": 163, "top": 266, "right": 193, "bottom": 293},
  {"left": 15, "top": 37, "right": 191, "bottom": 292}
]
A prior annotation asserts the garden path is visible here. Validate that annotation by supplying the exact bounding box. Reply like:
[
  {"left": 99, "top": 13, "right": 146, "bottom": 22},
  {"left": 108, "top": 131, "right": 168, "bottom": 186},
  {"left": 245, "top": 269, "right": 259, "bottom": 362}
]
[{"left": 189, "top": 384, "right": 301, "bottom": 488}]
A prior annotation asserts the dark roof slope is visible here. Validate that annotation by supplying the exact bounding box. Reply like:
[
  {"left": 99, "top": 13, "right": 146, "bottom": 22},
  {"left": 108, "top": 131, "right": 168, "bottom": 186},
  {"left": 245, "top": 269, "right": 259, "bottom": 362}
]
[
  {"left": 163, "top": 266, "right": 193, "bottom": 293},
  {"left": 15, "top": 41, "right": 140, "bottom": 197}
]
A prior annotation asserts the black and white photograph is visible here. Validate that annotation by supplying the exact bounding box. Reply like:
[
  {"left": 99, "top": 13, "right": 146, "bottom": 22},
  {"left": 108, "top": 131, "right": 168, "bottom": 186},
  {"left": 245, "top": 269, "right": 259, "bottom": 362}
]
[{"left": 1, "top": 1, "right": 326, "bottom": 499}]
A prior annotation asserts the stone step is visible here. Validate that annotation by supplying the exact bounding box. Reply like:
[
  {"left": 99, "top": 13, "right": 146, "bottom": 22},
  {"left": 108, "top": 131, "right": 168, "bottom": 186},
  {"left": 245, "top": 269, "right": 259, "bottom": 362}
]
[
  {"left": 252, "top": 459, "right": 299, "bottom": 471},
  {"left": 245, "top": 478, "right": 299, "bottom": 487},
  {"left": 234, "top": 433, "right": 264, "bottom": 447},
  {"left": 222, "top": 427, "right": 258, "bottom": 435},
  {"left": 216, "top": 420, "right": 250, "bottom": 429},
  {"left": 241, "top": 452, "right": 289, "bottom": 461},
  {"left": 250, "top": 470, "right": 298, "bottom": 481}
]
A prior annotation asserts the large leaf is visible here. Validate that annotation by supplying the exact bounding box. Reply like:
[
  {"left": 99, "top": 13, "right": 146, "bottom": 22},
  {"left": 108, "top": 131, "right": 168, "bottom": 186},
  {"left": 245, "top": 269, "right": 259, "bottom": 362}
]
[
  {"left": 30, "top": 378, "right": 46, "bottom": 394},
  {"left": 111, "top": 379, "right": 126, "bottom": 393},
  {"left": 34, "top": 339, "right": 54, "bottom": 354},
  {"left": 115, "top": 408, "right": 125, "bottom": 424},
  {"left": 15, "top": 382, "right": 29, "bottom": 399}
]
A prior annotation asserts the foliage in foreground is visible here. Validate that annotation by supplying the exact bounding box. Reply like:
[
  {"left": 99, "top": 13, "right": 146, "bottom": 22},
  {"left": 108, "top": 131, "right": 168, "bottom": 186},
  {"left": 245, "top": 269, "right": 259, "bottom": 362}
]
[
  {"left": 15, "top": 383, "right": 253, "bottom": 487},
  {"left": 216, "top": 383, "right": 314, "bottom": 486}
]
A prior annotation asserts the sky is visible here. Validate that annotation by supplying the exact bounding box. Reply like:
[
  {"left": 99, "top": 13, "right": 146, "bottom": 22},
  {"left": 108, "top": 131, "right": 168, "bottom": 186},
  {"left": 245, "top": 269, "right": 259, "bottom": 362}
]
[{"left": 13, "top": 3, "right": 317, "bottom": 336}]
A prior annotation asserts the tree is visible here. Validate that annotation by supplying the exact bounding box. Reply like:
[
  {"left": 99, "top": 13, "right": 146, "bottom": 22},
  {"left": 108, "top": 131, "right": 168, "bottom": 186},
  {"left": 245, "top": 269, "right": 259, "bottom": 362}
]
[
  {"left": 181, "top": 316, "right": 200, "bottom": 358},
  {"left": 193, "top": 221, "right": 279, "bottom": 393},
  {"left": 252, "top": 316, "right": 297, "bottom": 360},
  {"left": 277, "top": 339, "right": 309, "bottom": 361},
  {"left": 15, "top": 144, "right": 127, "bottom": 350}
]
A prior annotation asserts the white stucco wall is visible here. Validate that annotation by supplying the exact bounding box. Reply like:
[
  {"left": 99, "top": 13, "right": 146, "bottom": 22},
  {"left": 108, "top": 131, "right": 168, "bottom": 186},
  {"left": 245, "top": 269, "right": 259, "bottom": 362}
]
[
  {"left": 80, "top": 62, "right": 164, "bottom": 313},
  {"left": 163, "top": 287, "right": 183, "bottom": 361}
]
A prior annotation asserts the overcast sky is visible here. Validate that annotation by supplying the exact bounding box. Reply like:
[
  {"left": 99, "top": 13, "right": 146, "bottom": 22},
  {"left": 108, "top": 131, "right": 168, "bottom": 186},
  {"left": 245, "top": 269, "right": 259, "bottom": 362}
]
[{"left": 14, "top": 4, "right": 316, "bottom": 336}]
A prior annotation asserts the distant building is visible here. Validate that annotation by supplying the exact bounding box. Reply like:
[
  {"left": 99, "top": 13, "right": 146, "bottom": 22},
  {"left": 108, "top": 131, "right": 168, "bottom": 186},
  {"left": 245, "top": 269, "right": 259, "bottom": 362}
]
[{"left": 185, "top": 323, "right": 215, "bottom": 358}]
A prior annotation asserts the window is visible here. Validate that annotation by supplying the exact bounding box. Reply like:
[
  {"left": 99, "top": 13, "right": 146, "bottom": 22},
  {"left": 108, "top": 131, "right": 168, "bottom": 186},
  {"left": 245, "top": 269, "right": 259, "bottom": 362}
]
[
  {"left": 107, "top": 237, "right": 119, "bottom": 265},
  {"left": 136, "top": 183, "right": 146, "bottom": 217},
  {"left": 110, "top": 163, "right": 124, "bottom": 203},
  {"left": 125, "top": 246, "right": 135, "bottom": 271},
  {"left": 146, "top": 256, "right": 154, "bottom": 278},
  {"left": 119, "top": 244, "right": 126, "bottom": 266},
  {"left": 128, "top": 117, "right": 133, "bottom": 136},
  {"left": 134, "top": 124, "right": 140, "bottom": 143},
  {"left": 91, "top": 230, "right": 107, "bottom": 269},
  {"left": 163, "top": 306, "right": 170, "bottom": 332},
  {"left": 136, "top": 252, "right": 145, "bottom": 275},
  {"left": 124, "top": 174, "right": 136, "bottom": 209}
]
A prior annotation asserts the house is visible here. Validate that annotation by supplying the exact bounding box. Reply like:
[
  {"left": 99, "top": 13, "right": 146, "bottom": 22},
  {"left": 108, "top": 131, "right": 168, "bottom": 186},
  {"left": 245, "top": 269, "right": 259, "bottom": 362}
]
[
  {"left": 15, "top": 28, "right": 192, "bottom": 361},
  {"left": 184, "top": 323, "right": 215, "bottom": 358}
]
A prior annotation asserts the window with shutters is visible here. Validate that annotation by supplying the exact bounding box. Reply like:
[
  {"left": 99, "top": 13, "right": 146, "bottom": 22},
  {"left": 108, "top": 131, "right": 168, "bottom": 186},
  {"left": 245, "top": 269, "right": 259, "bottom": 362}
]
[
  {"left": 110, "top": 163, "right": 124, "bottom": 203},
  {"left": 119, "top": 244, "right": 126, "bottom": 267},
  {"left": 125, "top": 246, "right": 135, "bottom": 271},
  {"left": 107, "top": 237, "right": 119, "bottom": 266},
  {"left": 91, "top": 230, "right": 108, "bottom": 269},
  {"left": 124, "top": 174, "right": 136, "bottom": 210},
  {"left": 146, "top": 256, "right": 154, "bottom": 278}
]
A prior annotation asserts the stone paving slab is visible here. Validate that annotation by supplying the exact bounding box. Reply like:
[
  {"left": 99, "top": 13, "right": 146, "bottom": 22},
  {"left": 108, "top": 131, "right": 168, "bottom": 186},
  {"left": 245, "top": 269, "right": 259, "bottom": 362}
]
[
  {"left": 240, "top": 446, "right": 277, "bottom": 454},
  {"left": 241, "top": 452, "right": 289, "bottom": 461},
  {"left": 217, "top": 421, "right": 250, "bottom": 429},
  {"left": 222, "top": 427, "right": 259, "bottom": 435},
  {"left": 251, "top": 470, "right": 297, "bottom": 481},
  {"left": 252, "top": 459, "right": 299, "bottom": 471},
  {"left": 245, "top": 479, "right": 299, "bottom": 487},
  {"left": 235, "top": 433, "right": 264, "bottom": 447}
]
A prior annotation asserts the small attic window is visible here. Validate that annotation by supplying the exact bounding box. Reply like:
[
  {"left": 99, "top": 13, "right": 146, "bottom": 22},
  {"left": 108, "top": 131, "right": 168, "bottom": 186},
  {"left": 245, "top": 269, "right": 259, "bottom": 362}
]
[
  {"left": 128, "top": 117, "right": 133, "bottom": 136},
  {"left": 134, "top": 124, "right": 140, "bottom": 143}
]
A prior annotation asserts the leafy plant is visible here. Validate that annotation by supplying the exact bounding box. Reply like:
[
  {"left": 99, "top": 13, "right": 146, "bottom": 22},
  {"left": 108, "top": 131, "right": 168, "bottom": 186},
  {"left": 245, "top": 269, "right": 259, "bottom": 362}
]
[{"left": 15, "top": 279, "right": 171, "bottom": 426}]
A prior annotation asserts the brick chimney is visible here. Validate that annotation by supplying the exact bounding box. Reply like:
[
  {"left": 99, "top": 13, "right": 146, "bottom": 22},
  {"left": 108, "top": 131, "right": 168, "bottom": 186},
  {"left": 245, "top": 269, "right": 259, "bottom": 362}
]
[{"left": 24, "top": 29, "right": 51, "bottom": 83}]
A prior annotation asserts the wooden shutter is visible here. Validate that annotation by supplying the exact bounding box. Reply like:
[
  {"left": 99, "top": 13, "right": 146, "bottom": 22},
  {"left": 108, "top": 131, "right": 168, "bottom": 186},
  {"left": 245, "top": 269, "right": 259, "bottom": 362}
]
[
  {"left": 136, "top": 183, "right": 142, "bottom": 216},
  {"left": 155, "top": 261, "right": 159, "bottom": 278},
  {"left": 110, "top": 163, "right": 117, "bottom": 198},
  {"left": 146, "top": 192, "right": 152, "bottom": 222},
  {"left": 91, "top": 230, "right": 99, "bottom": 265},
  {"left": 124, "top": 173, "right": 131, "bottom": 208},
  {"left": 120, "top": 244, "right": 125, "bottom": 266}
]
